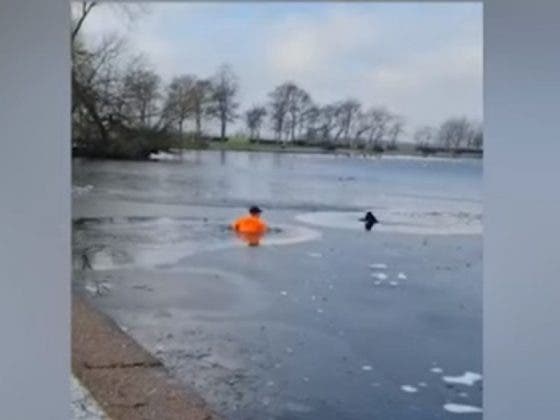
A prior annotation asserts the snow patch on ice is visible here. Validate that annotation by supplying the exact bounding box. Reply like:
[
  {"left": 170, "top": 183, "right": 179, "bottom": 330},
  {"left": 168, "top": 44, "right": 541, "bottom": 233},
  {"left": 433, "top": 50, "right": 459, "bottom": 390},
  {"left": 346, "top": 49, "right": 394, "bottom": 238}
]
[
  {"left": 442, "top": 371, "right": 482, "bottom": 386},
  {"left": 401, "top": 385, "right": 418, "bottom": 393},
  {"left": 443, "top": 403, "right": 482, "bottom": 414},
  {"left": 369, "top": 263, "right": 388, "bottom": 269},
  {"left": 148, "top": 151, "right": 181, "bottom": 161},
  {"left": 72, "top": 185, "right": 94, "bottom": 196}
]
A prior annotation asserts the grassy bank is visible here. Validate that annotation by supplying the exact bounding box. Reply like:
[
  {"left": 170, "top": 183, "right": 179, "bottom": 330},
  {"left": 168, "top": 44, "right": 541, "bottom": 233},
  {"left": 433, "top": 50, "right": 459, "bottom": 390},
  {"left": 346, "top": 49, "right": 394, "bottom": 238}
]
[{"left": 182, "top": 136, "right": 483, "bottom": 159}]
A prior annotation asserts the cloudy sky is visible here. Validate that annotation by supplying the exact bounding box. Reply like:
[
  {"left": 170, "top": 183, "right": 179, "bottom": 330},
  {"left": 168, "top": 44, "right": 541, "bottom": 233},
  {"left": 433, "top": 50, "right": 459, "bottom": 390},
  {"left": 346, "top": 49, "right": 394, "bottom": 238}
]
[{"left": 78, "top": 2, "right": 482, "bottom": 140}]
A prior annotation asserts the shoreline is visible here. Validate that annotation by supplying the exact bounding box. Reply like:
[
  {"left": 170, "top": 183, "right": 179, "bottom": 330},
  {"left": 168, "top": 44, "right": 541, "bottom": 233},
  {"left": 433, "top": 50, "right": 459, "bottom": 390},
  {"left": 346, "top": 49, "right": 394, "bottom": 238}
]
[
  {"left": 74, "top": 147, "right": 483, "bottom": 163},
  {"left": 203, "top": 145, "right": 482, "bottom": 159},
  {"left": 73, "top": 143, "right": 482, "bottom": 162},
  {"left": 72, "top": 294, "right": 220, "bottom": 420},
  {"left": 205, "top": 143, "right": 483, "bottom": 159}
]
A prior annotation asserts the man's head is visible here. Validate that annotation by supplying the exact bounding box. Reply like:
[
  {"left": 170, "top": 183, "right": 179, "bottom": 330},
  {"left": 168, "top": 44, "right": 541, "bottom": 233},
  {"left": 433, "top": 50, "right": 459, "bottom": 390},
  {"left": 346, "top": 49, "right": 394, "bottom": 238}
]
[{"left": 249, "top": 205, "right": 262, "bottom": 216}]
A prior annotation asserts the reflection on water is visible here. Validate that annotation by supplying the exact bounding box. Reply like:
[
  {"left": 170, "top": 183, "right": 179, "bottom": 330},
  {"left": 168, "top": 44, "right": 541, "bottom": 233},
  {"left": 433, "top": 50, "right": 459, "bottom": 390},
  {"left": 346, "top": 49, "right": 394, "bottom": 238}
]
[
  {"left": 234, "top": 230, "right": 265, "bottom": 247},
  {"left": 73, "top": 151, "right": 482, "bottom": 214}
]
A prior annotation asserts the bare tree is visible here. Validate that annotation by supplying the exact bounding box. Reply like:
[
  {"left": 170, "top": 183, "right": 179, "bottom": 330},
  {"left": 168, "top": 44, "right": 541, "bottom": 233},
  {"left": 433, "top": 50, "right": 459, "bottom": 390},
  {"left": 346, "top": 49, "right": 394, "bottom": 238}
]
[
  {"left": 161, "top": 75, "right": 196, "bottom": 134},
  {"left": 361, "top": 107, "right": 392, "bottom": 150},
  {"left": 353, "top": 111, "right": 373, "bottom": 147},
  {"left": 268, "top": 82, "right": 311, "bottom": 143},
  {"left": 268, "top": 84, "right": 290, "bottom": 141},
  {"left": 317, "top": 104, "right": 339, "bottom": 142},
  {"left": 461, "top": 120, "right": 483, "bottom": 150},
  {"left": 72, "top": 33, "right": 127, "bottom": 144},
  {"left": 209, "top": 64, "right": 239, "bottom": 141},
  {"left": 245, "top": 106, "right": 267, "bottom": 140},
  {"left": 71, "top": 1, "right": 98, "bottom": 43},
  {"left": 386, "top": 115, "right": 405, "bottom": 150},
  {"left": 470, "top": 123, "right": 483, "bottom": 150},
  {"left": 161, "top": 76, "right": 211, "bottom": 139},
  {"left": 414, "top": 126, "right": 436, "bottom": 147},
  {"left": 120, "top": 58, "right": 160, "bottom": 127},
  {"left": 437, "top": 117, "right": 473, "bottom": 150},
  {"left": 287, "top": 87, "right": 312, "bottom": 141},
  {"left": 71, "top": 1, "right": 149, "bottom": 147},
  {"left": 71, "top": 2, "right": 147, "bottom": 44},
  {"left": 191, "top": 79, "right": 212, "bottom": 139},
  {"left": 333, "top": 99, "right": 361, "bottom": 146},
  {"left": 302, "top": 105, "right": 321, "bottom": 143}
]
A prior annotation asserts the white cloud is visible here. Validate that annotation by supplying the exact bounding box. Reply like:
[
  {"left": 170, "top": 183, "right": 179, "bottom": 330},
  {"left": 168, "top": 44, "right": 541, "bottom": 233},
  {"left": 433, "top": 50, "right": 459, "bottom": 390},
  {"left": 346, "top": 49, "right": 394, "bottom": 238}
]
[
  {"left": 365, "top": 41, "right": 482, "bottom": 131},
  {"left": 266, "top": 10, "right": 378, "bottom": 80},
  {"left": 72, "top": 3, "right": 128, "bottom": 42}
]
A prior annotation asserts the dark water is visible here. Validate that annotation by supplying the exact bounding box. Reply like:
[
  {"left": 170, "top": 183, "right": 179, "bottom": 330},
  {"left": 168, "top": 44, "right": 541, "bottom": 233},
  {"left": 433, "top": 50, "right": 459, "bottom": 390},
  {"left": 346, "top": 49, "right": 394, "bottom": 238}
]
[{"left": 72, "top": 151, "right": 482, "bottom": 419}]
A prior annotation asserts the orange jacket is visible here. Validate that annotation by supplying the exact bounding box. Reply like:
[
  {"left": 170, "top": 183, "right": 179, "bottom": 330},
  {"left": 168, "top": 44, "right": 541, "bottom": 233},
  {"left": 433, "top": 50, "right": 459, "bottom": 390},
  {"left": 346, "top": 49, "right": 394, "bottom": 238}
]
[{"left": 231, "top": 215, "right": 268, "bottom": 235}]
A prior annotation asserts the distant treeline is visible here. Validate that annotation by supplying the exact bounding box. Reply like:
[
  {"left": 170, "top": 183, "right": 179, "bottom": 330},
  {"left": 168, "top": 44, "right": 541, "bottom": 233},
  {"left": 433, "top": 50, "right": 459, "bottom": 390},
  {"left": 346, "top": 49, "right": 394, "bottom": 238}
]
[{"left": 71, "top": 2, "right": 483, "bottom": 159}]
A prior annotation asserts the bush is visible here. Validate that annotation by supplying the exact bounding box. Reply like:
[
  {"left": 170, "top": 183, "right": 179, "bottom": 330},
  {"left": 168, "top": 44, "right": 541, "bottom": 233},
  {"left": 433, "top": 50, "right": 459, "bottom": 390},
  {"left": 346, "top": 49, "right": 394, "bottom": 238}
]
[{"left": 73, "top": 127, "right": 180, "bottom": 160}]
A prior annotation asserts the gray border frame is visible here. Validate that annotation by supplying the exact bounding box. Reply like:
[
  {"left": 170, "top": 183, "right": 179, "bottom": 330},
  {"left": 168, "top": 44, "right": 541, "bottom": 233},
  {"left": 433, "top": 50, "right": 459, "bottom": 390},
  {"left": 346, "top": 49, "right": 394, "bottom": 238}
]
[
  {"left": 1, "top": 0, "right": 70, "bottom": 418},
  {"left": 484, "top": 0, "right": 560, "bottom": 419},
  {"left": 3, "top": 1, "right": 560, "bottom": 419}
]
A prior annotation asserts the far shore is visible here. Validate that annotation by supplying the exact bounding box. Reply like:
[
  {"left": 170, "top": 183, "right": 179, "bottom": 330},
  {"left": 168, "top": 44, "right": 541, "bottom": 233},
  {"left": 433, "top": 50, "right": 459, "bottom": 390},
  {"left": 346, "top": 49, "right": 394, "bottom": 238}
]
[
  {"left": 73, "top": 138, "right": 483, "bottom": 161},
  {"left": 199, "top": 141, "right": 482, "bottom": 159}
]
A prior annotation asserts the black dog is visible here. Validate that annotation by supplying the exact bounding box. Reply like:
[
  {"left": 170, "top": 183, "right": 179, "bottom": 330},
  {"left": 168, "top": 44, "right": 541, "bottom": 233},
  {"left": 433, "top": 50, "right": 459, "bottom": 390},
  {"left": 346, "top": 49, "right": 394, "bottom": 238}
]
[{"left": 359, "top": 211, "right": 379, "bottom": 231}]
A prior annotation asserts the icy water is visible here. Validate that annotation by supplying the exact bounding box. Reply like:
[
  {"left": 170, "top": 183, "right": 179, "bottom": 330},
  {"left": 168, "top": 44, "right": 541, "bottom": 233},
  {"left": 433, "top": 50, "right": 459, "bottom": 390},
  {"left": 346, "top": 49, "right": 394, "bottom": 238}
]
[{"left": 72, "top": 151, "right": 482, "bottom": 419}]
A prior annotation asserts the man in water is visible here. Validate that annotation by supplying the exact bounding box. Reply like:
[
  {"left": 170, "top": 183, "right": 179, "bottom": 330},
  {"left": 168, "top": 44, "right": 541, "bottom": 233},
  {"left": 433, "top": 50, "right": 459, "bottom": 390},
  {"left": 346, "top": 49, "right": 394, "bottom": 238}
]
[
  {"left": 360, "top": 211, "right": 379, "bottom": 231},
  {"left": 231, "top": 205, "right": 268, "bottom": 246}
]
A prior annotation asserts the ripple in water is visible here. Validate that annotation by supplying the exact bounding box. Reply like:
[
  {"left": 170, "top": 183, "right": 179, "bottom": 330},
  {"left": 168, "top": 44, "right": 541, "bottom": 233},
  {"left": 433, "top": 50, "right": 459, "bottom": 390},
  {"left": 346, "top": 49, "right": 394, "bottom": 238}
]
[{"left": 73, "top": 217, "right": 321, "bottom": 271}]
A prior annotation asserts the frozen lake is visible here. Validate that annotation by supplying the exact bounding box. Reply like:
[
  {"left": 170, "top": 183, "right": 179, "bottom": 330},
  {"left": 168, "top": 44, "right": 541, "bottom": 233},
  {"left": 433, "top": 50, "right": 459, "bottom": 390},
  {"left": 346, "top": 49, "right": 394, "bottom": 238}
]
[{"left": 72, "top": 151, "right": 482, "bottom": 419}]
